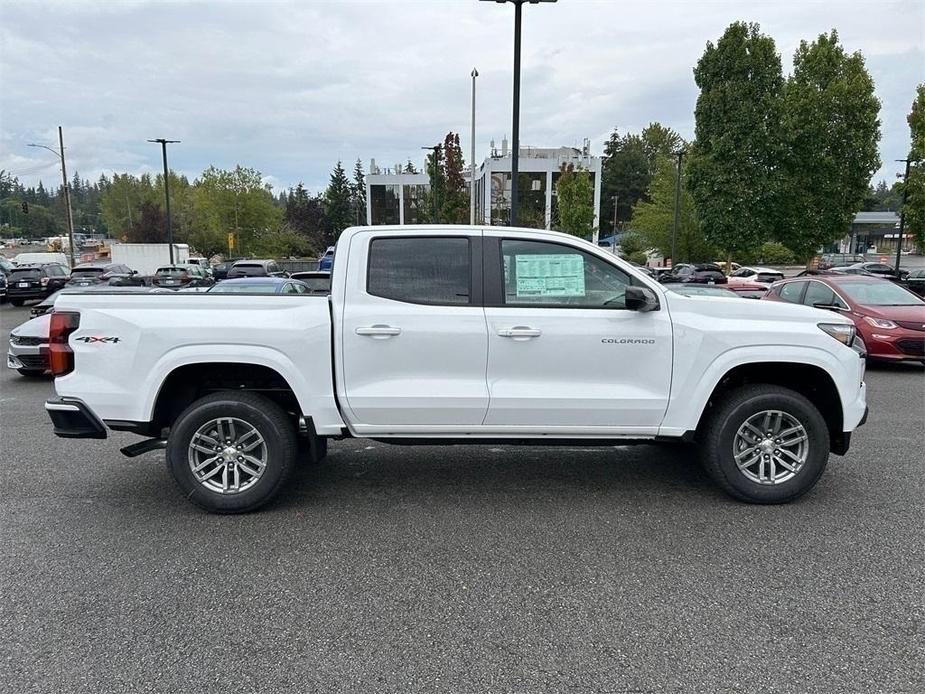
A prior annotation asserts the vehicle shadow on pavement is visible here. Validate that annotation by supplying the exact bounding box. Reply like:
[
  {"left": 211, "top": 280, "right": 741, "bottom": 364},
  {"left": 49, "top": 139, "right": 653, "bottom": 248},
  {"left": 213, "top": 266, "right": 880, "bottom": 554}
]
[{"left": 273, "top": 442, "right": 721, "bottom": 512}]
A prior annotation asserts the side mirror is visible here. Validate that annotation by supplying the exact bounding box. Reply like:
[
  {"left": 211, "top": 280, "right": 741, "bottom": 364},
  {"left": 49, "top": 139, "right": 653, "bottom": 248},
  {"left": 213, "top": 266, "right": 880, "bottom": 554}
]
[
  {"left": 625, "top": 286, "right": 659, "bottom": 312},
  {"left": 132, "top": 269, "right": 138, "bottom": 275}
]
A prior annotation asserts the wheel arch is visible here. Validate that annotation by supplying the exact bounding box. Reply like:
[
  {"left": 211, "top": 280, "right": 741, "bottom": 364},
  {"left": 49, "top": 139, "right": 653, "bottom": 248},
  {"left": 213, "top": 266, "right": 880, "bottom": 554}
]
[
  {"left": 694, "top": 361, "right": 845, "bottom": 452},
  {"left": 148, "top": 359, "right": 303, "bottom": 436}
]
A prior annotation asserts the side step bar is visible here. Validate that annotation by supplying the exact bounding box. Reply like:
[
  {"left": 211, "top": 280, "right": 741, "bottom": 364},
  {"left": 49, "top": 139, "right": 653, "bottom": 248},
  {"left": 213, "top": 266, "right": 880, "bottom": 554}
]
[{"left": 120, "top": 438, "right": 167, "bottom": 458}]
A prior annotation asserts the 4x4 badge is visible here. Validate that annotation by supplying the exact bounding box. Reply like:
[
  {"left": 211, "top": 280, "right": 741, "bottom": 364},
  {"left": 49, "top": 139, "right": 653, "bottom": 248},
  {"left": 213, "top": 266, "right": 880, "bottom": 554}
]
[{"left": 74, "top": 336, "right": 120, "bottom": 344}]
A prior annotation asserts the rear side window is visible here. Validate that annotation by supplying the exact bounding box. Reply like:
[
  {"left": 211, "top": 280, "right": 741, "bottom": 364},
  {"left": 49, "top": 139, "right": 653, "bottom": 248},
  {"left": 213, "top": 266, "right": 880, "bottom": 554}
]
[
  {"left": 367, "top": 237, "right": 470, "bottom": 305},
  {"left": 803, "top": 282, "right": 843, "bottom": 308},
  {"left": 778, "top": 281, "right": 805, "bottom": 303}
]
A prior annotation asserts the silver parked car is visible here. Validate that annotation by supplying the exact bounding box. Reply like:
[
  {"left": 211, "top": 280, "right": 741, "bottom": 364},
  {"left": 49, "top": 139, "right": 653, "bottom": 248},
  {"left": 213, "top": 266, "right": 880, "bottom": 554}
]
[{"left": 7, "top": 312, "right": 50, "bottom": 377}]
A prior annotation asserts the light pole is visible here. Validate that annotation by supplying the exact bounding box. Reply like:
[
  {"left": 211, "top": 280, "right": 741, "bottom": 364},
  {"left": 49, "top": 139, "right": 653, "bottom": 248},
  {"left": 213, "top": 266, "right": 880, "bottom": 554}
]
[
  {"left": 470, "top": 68, "right": 479, "bottom": 225},
  {"left": 612, "top": 194, "right": 619, "bottom": 252},
  {"left": 894, "top": 158, "right": 918, "bottom": 274},
  {"left": 482, "top": 0, "right": 557, "bottom": 227},
  {"left": 422, "top": 145, "right": 441, "bottom": 223},
  {"left": 147, "top": 138, "right": 180, "bottom": 264},
  {"left": 28, "top": 126, "right": 76, "bottom": 267},
  {"left": 670, "top": 150, "right": 686, "bottom": 265}
]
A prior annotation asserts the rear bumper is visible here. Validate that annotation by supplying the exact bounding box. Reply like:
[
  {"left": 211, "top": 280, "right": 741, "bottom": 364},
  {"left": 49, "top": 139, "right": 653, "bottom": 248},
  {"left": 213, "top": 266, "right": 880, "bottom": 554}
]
[{"left": 45, "top": 397, "right": 107, "bottom": 439}]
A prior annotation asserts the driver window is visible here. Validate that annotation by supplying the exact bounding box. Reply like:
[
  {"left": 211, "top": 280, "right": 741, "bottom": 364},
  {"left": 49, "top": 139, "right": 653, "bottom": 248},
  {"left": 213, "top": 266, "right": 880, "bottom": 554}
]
[{"left": 500, "top": 239, "right": 632, "bottom": 309}]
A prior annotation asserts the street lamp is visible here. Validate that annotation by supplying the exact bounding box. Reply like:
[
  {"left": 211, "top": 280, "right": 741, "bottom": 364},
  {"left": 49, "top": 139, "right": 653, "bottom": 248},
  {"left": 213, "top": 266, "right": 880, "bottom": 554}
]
[
  {"left": 147, "top": 138, "right": 180, "bottom": 264},
  {"left": 670, "top": 150, "right": 686, "bottom": 265},
  {"left": 27, "top": 126, "right": 76, "bottom": 267},
  {"left": 481, "top": 0, "right": 557, "bottom": 227},
  {"left": 470, "top": 67, "right": 479, "bottom": 225}
]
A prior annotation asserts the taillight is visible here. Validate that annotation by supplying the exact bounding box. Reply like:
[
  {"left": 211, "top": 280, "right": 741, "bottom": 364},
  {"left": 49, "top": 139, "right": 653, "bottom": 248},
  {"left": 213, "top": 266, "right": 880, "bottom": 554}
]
[{"left": 46, "top": 311, "right": 80, "bottom": 376}]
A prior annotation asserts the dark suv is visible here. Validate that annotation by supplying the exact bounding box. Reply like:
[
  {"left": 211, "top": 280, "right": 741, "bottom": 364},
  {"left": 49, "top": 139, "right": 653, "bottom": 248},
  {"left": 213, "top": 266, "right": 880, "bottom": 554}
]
[
  {"left": 227, "top": 259, "right": 287, "bottom": 279},
  {"left": 659, "top": 263, "right": 727, "bottom": 285},
  {"left": 6, "top": 263, "right": 70, "bottom": 305},
  {"left": 66, "top": 262, "right": 140, "bottom": 288}
]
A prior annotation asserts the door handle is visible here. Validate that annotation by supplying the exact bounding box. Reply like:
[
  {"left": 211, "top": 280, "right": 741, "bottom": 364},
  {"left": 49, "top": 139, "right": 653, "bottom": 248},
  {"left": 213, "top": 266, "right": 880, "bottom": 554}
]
[
  {"left": 355, "top": 325, "right": 402, "bottom": 337},
  {"left": 497, "top": 326, "right": 542, "bottom": 338}
]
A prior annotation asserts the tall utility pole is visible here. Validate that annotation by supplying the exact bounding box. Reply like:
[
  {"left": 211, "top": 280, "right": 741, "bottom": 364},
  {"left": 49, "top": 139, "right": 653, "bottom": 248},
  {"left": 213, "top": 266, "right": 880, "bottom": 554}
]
[
  {"left": 670, "top": 150, "right": 686, "bottom": 265},
  {"left": 482, "top": 0, "right": 557, "bottom": 227},
  {"left": 470, "top": 68, "right": 479, "bottom": 225},
  {"left": 894, "top": 158, "right": 917, "bottom": 274},
  {"left": 612, "top": 195, "right": 619, "bottom": 234},
  {"left": 148, "top": 138, "right": 180, "bottom": 264},
  {"left": 28, "top": 127, "right": 77, "bottom": 267}
]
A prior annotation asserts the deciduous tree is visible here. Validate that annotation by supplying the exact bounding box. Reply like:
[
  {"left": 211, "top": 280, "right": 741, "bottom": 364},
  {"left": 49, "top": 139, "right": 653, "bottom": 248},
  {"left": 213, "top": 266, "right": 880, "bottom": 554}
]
[
  {"left": 778, "top": 30, "right": 881, "bottom": 261},
  {"left": 688, "top": 22, "right": 784, "bottom": 262},
  {"left": 554, "top": 163, "right": 594, "bottom": 238}
]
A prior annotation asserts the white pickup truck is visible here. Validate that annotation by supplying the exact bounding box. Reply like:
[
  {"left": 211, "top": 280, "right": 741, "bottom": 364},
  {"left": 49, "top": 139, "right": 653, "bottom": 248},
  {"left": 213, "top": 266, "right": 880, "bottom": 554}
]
[{"left": 45, "top": 225, "right": 868, "bottom": 512}]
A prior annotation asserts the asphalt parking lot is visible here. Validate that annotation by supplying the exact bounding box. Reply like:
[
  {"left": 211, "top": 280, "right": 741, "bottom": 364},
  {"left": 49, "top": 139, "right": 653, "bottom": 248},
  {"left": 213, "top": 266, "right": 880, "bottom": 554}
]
[{"left": 1, "top": 302, "right": 923, "bottom": 694}]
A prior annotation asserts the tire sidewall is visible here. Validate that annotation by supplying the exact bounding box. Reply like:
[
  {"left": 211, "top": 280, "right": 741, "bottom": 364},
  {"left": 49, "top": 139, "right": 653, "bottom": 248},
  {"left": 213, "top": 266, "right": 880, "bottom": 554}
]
[
  {"left": 167, "top": 395, "right": 294, "bottom": 513},
  {"left": 714, "top": 391, "right": 830, "bottom": 503}
]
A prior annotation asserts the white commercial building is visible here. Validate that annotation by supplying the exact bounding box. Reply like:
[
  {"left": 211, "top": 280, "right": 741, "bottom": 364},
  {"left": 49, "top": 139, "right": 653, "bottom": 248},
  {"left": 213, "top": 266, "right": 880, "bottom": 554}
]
[{"left": 366, "top": 138, "right": 602, "bottom": 237}]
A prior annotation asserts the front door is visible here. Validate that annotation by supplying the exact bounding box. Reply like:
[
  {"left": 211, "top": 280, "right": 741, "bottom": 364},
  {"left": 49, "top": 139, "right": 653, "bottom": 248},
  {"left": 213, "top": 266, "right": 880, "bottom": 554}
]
[
  {"left": 340, "top": 232, "right": 489, "bottom": 433},
  {"left": 482, "top": 236, "right": 673, "bottom": 435}
]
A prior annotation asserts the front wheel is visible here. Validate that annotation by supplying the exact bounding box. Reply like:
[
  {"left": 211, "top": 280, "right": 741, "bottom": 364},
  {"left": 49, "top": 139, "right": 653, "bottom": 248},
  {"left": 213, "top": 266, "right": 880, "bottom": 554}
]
[
  {"left": 166, "top": 391, "right": 298, "bottom": 513},
  {"left": 700, "top": 385, "right": 830, "bottom": 504}
]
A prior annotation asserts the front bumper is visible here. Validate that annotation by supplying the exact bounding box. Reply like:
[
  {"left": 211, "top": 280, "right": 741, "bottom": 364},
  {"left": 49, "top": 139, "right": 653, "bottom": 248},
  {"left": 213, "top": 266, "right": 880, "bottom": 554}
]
[
  {"left": 7, "top": 342, "right": 48, "bottom": 371},
  {"left": 862, "top": 327, "right": 925, "bottom": 361},
  {"left": 45, "top": 397, "right": 107, "bottom": 439}
]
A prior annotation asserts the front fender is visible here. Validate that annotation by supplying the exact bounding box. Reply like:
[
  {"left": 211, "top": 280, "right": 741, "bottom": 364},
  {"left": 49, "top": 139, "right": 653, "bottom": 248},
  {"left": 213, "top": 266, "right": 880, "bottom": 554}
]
[{"left": 657, "top": 344, "right": 860, "bottom": 437}]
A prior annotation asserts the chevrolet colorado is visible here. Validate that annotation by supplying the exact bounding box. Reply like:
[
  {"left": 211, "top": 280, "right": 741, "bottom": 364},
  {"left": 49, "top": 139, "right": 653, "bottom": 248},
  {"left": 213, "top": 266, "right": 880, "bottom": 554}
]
[{"left": 44, "top": 225, "right": 868, "bottom": 512}]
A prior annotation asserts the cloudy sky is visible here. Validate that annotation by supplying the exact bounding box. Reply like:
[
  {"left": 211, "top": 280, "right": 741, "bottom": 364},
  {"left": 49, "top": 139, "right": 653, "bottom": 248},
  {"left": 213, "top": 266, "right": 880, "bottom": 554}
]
[{"left": 1, "top": 0, "right": 921, "bottom": 194}]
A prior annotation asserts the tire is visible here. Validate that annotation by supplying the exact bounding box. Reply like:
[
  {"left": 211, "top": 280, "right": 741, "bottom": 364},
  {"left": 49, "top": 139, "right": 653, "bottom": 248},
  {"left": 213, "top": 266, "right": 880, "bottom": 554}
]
[
  {"left": 10, "top": 299, "right": 23, "bottom": 307},
  {"left": 699, "top": 385, "right": 830, "bottom": 504},
  {"left": 17, "top": 368, "right": 46, "bottom": 377},
  {"left": 166, "top": 391, "right": 298, "bottom": 513}
]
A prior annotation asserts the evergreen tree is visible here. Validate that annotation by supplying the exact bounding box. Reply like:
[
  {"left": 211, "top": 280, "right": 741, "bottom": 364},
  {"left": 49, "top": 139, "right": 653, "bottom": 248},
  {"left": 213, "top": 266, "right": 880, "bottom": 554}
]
[
  {"left": 352, "top": 158, "right": 366, "bottom": 226},
  {"left": 324, "top": 161, "right": 354, "bottom": 238}
]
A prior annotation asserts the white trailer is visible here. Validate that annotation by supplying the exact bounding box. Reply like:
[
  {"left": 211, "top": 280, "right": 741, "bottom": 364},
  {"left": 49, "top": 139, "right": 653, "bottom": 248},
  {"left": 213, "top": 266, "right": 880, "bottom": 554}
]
[{"left": 110, "top": 243, "right": 189, "bottom": 275}]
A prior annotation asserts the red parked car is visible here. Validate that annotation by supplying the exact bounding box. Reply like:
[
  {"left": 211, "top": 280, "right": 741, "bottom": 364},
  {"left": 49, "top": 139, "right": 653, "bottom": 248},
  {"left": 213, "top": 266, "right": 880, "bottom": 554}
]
[{"left": 764, "top": 275, "right": 925, "bottom": 364}]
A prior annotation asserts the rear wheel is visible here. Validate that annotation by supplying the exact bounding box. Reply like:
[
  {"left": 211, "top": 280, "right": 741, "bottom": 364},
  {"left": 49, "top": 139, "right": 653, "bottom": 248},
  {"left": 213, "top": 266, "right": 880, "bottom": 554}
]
[
  {"left": 700, "top": 385, "right": 830, "bottom": 504},
  {"left": 17, "top": 368, "right": 46, "bottom": 377},
  {"left": 166, "top": 391, "right": 298, "bottom": 513},
  {"left": 10, "top": 299, "right": 23, "bottom": 306}
]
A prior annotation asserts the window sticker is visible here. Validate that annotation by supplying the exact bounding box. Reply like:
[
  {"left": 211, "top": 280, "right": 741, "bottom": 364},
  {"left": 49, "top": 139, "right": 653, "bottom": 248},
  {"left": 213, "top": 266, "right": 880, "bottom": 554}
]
[{"left": 515, "top": 254, "right": 585, "bottom": 297}]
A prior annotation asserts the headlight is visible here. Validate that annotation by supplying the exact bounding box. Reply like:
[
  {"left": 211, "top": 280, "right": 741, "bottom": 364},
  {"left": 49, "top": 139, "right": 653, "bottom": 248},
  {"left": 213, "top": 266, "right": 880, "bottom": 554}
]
[
  {"left": 863, "top": 316, "right": 897, "bottom": 329},
  {"left": 818, "top": 322, "right": 856, "bottom": 346}
]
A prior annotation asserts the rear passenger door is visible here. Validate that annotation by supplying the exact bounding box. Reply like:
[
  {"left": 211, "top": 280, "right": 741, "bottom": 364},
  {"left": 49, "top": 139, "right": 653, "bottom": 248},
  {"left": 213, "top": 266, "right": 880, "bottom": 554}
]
[{"left": 339, "top": 232, "right": 489, "bottom": 432}]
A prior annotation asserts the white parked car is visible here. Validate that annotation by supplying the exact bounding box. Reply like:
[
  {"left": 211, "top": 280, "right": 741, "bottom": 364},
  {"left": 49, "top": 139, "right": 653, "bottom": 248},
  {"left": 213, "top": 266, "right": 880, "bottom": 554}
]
[
  {"left": 45, "top": 225, "right": 867, "bottom": 512},
  {"left": 728, "top": 266, "right": 786, "bottom": 286},
  {"left": 8, "top": 313, "right": 50, "bottom": 376}
]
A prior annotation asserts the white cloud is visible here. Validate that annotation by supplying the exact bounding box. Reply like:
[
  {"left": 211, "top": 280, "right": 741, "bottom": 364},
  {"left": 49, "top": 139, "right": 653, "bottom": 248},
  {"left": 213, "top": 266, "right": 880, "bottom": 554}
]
[{"left": 0, "top": 0, "right": 921, "bottom": 193}]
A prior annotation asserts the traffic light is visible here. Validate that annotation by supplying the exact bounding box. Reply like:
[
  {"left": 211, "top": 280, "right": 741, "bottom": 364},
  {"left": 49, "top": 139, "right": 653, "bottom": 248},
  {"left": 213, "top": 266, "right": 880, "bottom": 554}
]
[{"left": 21, "top": 201, "right": 28, "bottom": 214}]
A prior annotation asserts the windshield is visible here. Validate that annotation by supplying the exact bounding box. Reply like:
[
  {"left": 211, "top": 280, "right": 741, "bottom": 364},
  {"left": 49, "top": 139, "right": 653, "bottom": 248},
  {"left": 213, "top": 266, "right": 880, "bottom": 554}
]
[
  {"left": 839, "top": 281, "right": 923, "bottom": 306},
  {"left": 156, "top": 268, "right": 187, "bottom": 277},
  {"left": 672, "top": 286, "right": 737, "bottom": 297},
  {"left": 209, "top": 283, "right": 278, "bottom": 294}
]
